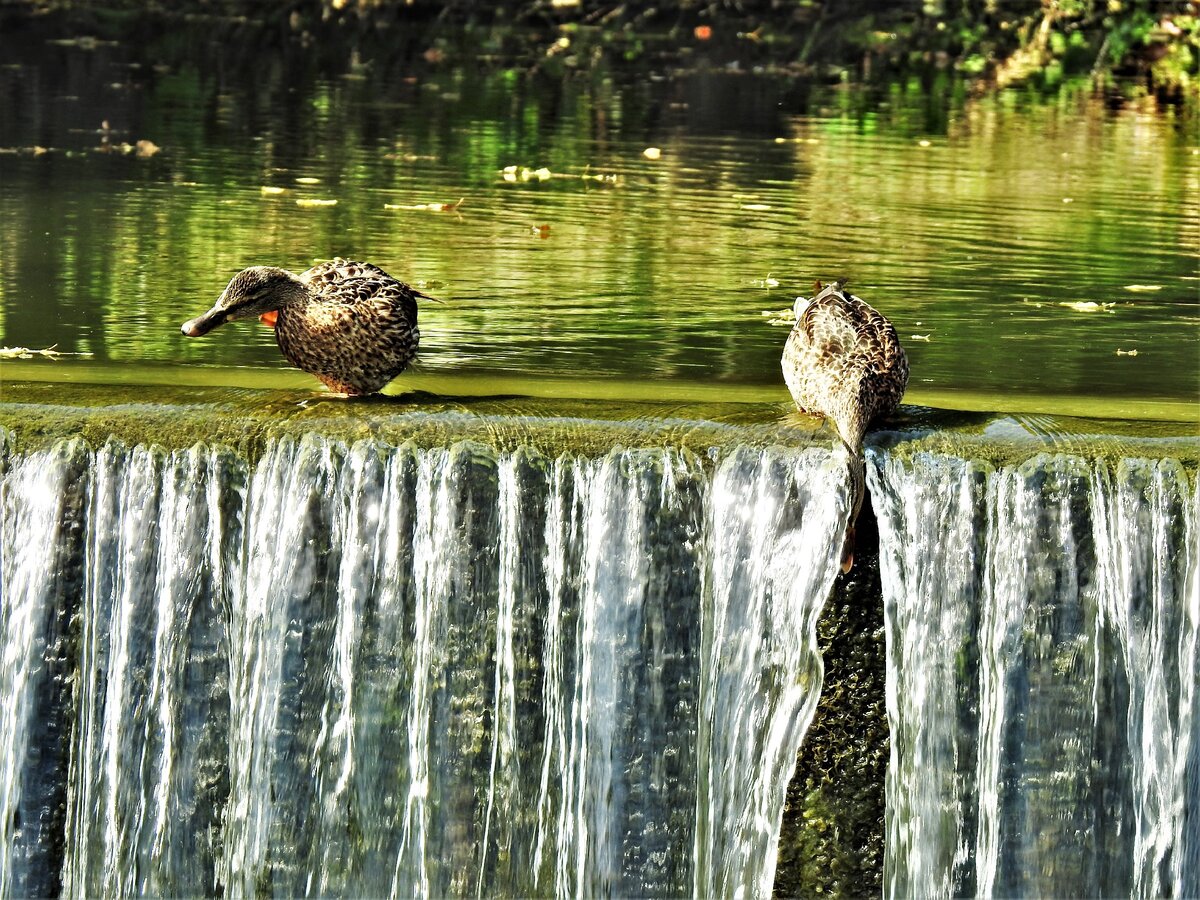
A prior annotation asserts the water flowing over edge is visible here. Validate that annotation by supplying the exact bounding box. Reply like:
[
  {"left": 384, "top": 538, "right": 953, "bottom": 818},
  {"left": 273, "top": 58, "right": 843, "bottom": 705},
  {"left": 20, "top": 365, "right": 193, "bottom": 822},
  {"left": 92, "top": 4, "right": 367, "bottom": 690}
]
[
  {"left": 0, "top": 431, "right": 849, "bottom": 898},
  {"left": 870, "top": 448, "right": 1199, "bottom": 900}
]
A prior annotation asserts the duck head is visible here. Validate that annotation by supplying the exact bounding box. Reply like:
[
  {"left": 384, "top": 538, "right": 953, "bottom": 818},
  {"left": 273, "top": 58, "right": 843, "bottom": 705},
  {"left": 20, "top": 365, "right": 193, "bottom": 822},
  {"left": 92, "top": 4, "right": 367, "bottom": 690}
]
[{"left": 181, "top": 266, "right": 309, "bottom": 337}]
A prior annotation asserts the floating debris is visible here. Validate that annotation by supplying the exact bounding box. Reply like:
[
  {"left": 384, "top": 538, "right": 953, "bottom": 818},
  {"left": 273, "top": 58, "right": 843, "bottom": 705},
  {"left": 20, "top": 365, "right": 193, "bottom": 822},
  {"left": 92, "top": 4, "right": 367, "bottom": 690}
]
[
  {"left": 0, "top": 145, "right": 52, "bottom": 156},
  {"left": 500, "top": 165, "right": 617, "bottom": 185},
  {"left": 0, "top": 345, "right": 88, "bottom": 359},
  {"left": 762, "top": 308, "right": 796, "bottom": 327},
  {"left": 382, "top": 151, "right": 436, "bottom": 162},
  {"left": 532, "top": 224, "right": 552, "bottom": 238},
  {"left": 1059, "top": 301, "right": 1115, "bottom": 313},
  {"left": 45, "top": 36, "right": 116, "bottom": 49},
  {"left": 1115, "top": 348, "right": 1139, "bottom": 356},
  {"left": 95, "top": 139, "right": 160, "bottom": 157},
  {"left": 910, "top": 333, "right": 932, "bottom": 341},
  {"left": 502, "top": 165, "right": 552, "bottom": 183},
  {"left": 295, "top": 198, "right": 338, "bottom": 207},
  {"left": 383, "top": 198, "right": 463, "bottom": 212},
  {"left": 1123, "top": 284, "right": 1163, "bottom": 292},
  {"left": 643, "top": 147, "right": 662, "bottom": 160},
  {"left": 295, "top": 176, "right": 321, "bottom": 185},
  {"left": 580, "top": 170, "right": 619, "bottom": 184},
  {"left": 260, "top": 186, "right": 286, "bottom": 196}
]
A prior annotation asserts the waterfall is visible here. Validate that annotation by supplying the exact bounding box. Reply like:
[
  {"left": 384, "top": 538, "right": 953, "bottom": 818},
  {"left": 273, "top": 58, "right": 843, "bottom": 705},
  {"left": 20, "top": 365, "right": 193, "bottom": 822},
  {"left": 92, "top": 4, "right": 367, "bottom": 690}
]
[
  {"left": 870, "top": 449, "right": 1199, "bottom": 900},
  {"left": 0, "top": 432, "right": 849, "bottom": 898}
]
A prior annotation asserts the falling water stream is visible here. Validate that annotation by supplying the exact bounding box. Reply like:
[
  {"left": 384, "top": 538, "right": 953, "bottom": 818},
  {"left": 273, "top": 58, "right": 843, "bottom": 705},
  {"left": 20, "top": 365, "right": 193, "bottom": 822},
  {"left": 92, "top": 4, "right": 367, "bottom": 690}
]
[
  {"left": 1, "top": 420, "right": 1197, "bottom": 898},
  {"left": 871, "top": 449, "right": 1199, "bottom": 900},
  {"left": 0, "top": 432, "right": 849, "bottom": 898}
]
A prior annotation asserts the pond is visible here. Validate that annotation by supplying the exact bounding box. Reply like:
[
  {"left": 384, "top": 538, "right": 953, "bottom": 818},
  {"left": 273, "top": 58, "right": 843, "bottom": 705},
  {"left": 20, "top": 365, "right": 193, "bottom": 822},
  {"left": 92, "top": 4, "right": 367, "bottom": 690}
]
[{"left": 0, "top": 10, "right": 1196, "bottom": 421}]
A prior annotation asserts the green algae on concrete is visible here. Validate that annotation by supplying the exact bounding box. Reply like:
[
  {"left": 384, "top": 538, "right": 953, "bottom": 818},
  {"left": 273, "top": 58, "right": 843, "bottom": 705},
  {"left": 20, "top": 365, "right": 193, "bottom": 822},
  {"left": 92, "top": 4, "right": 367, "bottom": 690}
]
[
  {"left": 2, "top": 380, "right": 1197, "bottom": 467},
  {"left": 870, "top": 409, "right": 1200, "bottom": 472},
  {"left": 0, "top": 380, "right": 832, "bottom": 462}
]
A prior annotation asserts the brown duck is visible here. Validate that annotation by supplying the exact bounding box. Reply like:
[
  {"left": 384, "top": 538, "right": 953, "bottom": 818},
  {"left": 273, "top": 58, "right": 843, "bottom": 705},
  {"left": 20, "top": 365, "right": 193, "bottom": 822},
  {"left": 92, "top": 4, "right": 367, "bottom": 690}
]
[
  {"left": 181, "top": 258, "right": 433, "bottom": 395},
  {"left": 781, "top": 280, "right": 909, "bottom": 572}
]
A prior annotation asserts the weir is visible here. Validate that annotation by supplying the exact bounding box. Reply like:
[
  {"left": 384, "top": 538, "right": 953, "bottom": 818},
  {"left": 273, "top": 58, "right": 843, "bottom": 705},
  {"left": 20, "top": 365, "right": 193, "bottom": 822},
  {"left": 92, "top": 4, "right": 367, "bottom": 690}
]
[{"left": 0, "top": 388, "right": 1196, "bottom": 898}]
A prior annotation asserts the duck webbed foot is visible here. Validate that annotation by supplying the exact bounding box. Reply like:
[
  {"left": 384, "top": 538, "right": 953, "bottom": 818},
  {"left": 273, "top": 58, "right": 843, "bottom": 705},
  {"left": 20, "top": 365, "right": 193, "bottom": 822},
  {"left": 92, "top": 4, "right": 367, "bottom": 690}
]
[{"left": 839, "top": 525, "right": 856, "bottom": 574}]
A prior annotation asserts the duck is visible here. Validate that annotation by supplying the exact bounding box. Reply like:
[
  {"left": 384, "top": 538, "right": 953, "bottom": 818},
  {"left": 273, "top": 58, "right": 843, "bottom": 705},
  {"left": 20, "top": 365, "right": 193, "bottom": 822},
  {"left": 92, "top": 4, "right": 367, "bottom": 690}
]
[
  {"left": 181, "top": 258, "right": 433, "bottom": 396},
  {"left": 781, "top": 280, "right": 909, "bottom": 573}
]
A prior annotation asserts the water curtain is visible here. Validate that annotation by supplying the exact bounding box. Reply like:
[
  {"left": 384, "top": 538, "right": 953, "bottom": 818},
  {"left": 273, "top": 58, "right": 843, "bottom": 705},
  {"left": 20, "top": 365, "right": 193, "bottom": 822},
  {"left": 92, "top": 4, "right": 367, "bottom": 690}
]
[
  {"left": 0, "top": 433, "right": 848, "bottom": 898},
  {"left": 871, "top": 450, "right": 1199, "bottom": 900}
]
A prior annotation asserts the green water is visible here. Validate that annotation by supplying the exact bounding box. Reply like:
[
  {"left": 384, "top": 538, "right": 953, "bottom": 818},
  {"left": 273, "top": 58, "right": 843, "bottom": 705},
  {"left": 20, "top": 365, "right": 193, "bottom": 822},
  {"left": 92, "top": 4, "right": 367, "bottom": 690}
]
[{"left": 0, "top": 11, "right": 1197, "bottom": 419}]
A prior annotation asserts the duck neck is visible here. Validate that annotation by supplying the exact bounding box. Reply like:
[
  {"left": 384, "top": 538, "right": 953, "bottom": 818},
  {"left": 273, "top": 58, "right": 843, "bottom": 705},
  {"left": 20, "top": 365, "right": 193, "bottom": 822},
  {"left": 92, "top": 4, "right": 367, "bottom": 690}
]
[
  {"left": 273, "top": 273, "right": 314, "bottom": 310},
  {"left": 833, "top": 412, "right": 868, "bottom": 523}
]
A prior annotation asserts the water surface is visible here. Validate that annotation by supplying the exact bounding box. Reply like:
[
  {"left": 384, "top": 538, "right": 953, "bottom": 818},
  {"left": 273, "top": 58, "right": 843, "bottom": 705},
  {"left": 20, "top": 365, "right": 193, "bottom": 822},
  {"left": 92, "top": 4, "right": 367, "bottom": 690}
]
[{"left": 0, "top": 12, "right": 1196, "bottom": 414}]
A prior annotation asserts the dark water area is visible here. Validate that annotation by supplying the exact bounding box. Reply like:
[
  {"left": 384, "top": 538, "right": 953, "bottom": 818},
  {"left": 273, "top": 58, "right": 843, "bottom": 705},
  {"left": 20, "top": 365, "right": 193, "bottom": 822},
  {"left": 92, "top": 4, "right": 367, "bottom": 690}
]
[{"left": 0, "top": 9, "right": 1197, "bottom": 415}]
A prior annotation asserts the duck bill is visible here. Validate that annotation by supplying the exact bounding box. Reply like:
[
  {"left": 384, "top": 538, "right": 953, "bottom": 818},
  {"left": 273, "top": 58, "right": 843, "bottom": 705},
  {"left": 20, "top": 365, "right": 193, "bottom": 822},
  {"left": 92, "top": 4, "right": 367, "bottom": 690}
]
[{"left": 180, "top": 304, "right": 228, "bottom": 337}]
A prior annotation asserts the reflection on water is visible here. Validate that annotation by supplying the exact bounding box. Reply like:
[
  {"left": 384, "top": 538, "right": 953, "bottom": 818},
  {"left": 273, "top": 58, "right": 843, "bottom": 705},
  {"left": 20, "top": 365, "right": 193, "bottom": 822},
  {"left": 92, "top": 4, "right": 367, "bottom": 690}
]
[{"left": 0, "top": 12, "right": 1196, "bottom": 408}]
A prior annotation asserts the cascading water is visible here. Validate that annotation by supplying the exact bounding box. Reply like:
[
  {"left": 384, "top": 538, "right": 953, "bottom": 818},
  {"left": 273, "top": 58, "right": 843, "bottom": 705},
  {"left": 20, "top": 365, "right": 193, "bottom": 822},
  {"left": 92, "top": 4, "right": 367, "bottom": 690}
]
[
  {"left": 0, "top": 431, "right": 849, "bottom": 898},
  {"left": 870, "top": 448, "right": 1199, "bottom": 900}
]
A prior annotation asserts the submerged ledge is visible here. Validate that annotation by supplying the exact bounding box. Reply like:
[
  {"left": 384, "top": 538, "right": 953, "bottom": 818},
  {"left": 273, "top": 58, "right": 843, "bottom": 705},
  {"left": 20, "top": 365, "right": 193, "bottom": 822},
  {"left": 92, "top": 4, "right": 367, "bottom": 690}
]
[
  {"left": 0, "top": 380, "right": 1196, "bottom": 466},
  {"left": 3, "top": 360, "right": 1198, "bottom": 423}
]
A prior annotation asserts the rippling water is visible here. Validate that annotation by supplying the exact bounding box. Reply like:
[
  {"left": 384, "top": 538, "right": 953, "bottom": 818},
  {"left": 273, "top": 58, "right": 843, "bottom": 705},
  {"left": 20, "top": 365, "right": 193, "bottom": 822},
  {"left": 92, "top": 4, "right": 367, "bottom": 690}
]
[{"left": 0, "top": 12, "right": 1196, "bottom": 410}]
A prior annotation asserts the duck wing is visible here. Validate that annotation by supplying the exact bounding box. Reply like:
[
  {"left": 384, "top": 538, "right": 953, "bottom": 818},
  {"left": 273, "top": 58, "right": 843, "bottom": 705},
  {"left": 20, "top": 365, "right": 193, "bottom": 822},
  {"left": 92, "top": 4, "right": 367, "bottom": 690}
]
[
  {"left": 798, "top": 284, "right": 902, "bottom": 375},
  {"left": 300, "top": 258, "right": 429, "bottom": 315}
]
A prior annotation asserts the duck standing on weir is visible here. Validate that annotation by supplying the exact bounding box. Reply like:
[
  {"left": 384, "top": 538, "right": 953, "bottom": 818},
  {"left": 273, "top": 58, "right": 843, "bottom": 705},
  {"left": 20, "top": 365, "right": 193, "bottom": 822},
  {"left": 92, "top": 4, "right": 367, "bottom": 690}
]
[
  {"left": 781, "top": 280, "right": 909, "bottom": 572},
  {"left": 181, "top": 258, "right": 434, "bottom": 396}
]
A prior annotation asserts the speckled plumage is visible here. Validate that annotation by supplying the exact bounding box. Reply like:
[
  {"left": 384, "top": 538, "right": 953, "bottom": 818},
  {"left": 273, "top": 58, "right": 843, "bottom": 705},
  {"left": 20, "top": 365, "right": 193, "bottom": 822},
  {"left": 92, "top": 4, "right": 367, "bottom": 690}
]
[
  {"left": 276, "top": 259, "right": 424, "bottom": 395},
  {"left": 182, "top": 257, "right": 430, "bottom": 396},
  {"left": 781, "top": 280, "right": 908, "bottom": 570},
  {"left": 781, "top": 281, "right": 908, "bottom": 451}
]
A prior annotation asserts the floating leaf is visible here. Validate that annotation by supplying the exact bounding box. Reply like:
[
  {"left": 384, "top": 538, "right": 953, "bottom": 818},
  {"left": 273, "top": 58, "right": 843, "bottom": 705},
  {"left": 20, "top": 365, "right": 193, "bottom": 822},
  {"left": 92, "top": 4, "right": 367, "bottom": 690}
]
[
  {"left": 1059, "top": 301, "right": 1115, "bottom": 313},
  {"left": 0, "top": 344, "right": 87, "bottom": 359},
  {"left": 135, "top": 139, "right": 160, "bottom": 157},
  {"left": 502, "top": 165, "right": 553, "bottom": 183},
  {"left": 384, "top": 198, "right": 463, "bottom": 212},
  {"left": 762, "top": 308, "right": 796, "bottom": 326}
]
